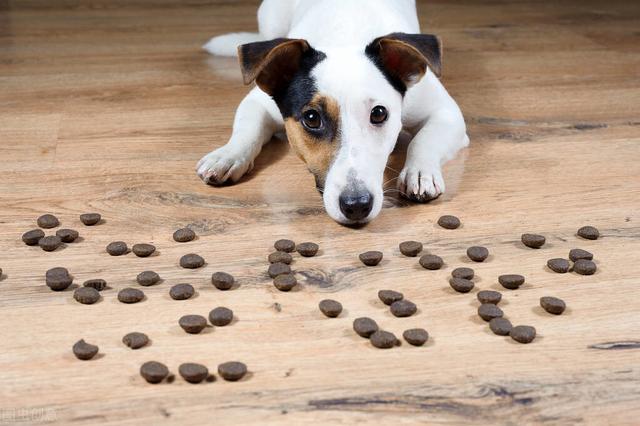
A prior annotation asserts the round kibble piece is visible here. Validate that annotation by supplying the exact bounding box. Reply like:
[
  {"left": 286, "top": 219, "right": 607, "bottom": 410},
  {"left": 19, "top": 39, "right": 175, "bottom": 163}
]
[
  {"left": 297, "top": 242, "right": 319, "bottom": 257},
  {"left": 209, "top": 307, "right": 233, "bottom": 326},
  {"left": 39, "top": 235, "right": 62, "bottom": 252},
  {"left": 449, "top": 277, "right": 474, "bottom": 293},
  {"left": 180, "top": 253, "right": 205, "bottom": 269},
  {"left": 46, "top": 267, "right": 72, "bottom": 291},
  {"left": 140, "top": 361, "right": 169, "bottom": 384},
  {"left": 419, "top": 254, "right": 443, "bottom": 270},
  {"left": 577, "top": 226, "right": 600, "bottom": 240},
  {"left": 132, "top": 243, "right": 155, "bottom": 257},
  {"left": 218, "top": 361, "right": 247, "bottom": 381},
  {"left": 74, "top": 287, "right": 100, "bottom": 304},
  {"left": 452, "top": 267, "right": 474, "bottom": 280},
  {"left": 179, "top": 363, "right": 209, "bottom": 384},
  {"left": 73, "top": 339, "right": 98, "bottom": 360},
  {"left": 118, "top": 288, "right": 144, "bottom": 304},
  {"left": 80, "top": 213, "right": 101, "bottom": 226},
  {"left": 437, "top": 215, "right": 460, "bottom": 229},
  {"left": 37, "top": 214, "right": 59, "bottom": 229},
  {"left": 268, "top": 262, "right": 291, "bottom": 278},
  {"left": 274, "top": 239, "right": 296, "bottom": 253},
  {"left": 499, "top": 274, "right": 525, "bottom": 290},
  {"left": 467, "top": 246, "right": 489, "bottom": 262},
  {"left": 22, "top": 229, "right": 45, "bottom": 245},
  {"left": 378, "top": 289, "right": 403, "bottom": 305},
  {"left": 106, "top": 241, "right": 128, "bottom": 256},
  {"left": 137, "top": 270, "right": 160, "bottom": 286},
  {"left": 489, "top": 317, "right": 513, "bottom": 336},
  {"left": 403, "top": 328, "right": 429, "bottom": 346},
  {"left": 521, "top": 233, "right": 546, "bottom": 249},
  {"left": 547, "top": 258, "right": 570, "bottom": 273},
  {"left": 83, "top": 279, "right": 107, "bottom": 291},
  {"left": 390, "top": 300, "right": 417, "bottom": 317},
  {"left": 173, "top": 228, "right": 195, "bottom": 242},
  {"left": 510, "top": 325, "right": 536, "bottom": 344},
  {"left": 478, "top": 303, "right": 504, "bottom": 321},
  {"left": 318, "top": 299, "right": 342, "bottom": 318},
  {"left": 169, "top": 283, "right": 195, "bottom": 300},
  {"left": 211, "top": 272, "right": 234, "bottom": 290},
  {"left": 268, "top": 251, "right": 292, "bottom": 264},
  {"left": 569, "top": 248, "right": 593, "bottom": 262},
  {"left": 359, "top": 251, "right": 383, "bottom": 266},
  {"left": 273, "top": 273, "right": 297, "bottom": 291},
  {"left": 477, "top": 290, "right": 502, "bottom": 305},
  {"left": 353, "top": 317, "right": 378, "bottom": 338},
  {"left": 122, "top": 332, "right": 149, "bottom": 349},
  {"left": 56, "top": 229, "right": 79, "bottom": 243},
  {"left": 370, "top": 330, "right": 398, "bottom": 349},
  {"left": 179, "top": 315, "right": 207, "bottom": 334},
  {"left": 574, "top": 259, "right": 597, "bottom": 275},
  {"left": 540, "top": 296, "right": 566, "bottom": 315},
  {"left": 399, "top": 240, "right": 422, "bottom": 257}
]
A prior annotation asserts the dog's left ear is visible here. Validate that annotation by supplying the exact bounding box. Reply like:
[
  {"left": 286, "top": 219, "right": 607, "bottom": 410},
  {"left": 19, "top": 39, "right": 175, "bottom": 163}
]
[{"left": 365, "top": 32, "right": 442, "bottom": 93}]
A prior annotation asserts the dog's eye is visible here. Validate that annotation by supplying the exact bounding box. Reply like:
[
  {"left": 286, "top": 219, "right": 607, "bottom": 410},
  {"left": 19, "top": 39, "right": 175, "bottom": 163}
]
[
  {"left": 302, "top": 109, "right": 322, "bottom": 129},
  {"left": 370, "top": 105, "right": 388, "bottom": 125}
]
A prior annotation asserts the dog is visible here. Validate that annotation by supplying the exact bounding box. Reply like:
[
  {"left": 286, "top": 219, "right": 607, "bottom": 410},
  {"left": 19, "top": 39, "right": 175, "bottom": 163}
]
[{"left": 197, "top": 0, "right": 469, "bottom": 225}]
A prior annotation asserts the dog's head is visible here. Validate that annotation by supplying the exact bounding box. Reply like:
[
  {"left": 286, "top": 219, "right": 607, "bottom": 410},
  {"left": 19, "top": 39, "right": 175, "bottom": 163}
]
[{"left": 239, "top": 33, "right": 441, "bottom": 225}]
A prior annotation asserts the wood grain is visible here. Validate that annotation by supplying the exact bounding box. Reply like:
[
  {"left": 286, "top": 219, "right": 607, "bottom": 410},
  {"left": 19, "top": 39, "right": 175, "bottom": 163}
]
[{"left": 1, "top": 0, "right": 639, "bottom": 424}]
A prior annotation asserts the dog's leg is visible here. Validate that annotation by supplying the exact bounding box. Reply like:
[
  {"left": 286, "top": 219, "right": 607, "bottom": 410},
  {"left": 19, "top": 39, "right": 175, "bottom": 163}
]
[
  {"left": 196, "top": 87, "right": 283, "bottom": 185},
  {"left": 398, "top": 72, "right": 469, "bottom": 201}
]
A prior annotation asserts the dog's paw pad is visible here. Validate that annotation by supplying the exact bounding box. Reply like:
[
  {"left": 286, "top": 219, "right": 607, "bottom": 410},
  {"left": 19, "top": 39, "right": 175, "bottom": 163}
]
[
  {"left": 398, "top": 166, "right": 445, "bottom": 202},
  {"left": 196, "top": 148, "right": 254, "bottom": 185}
]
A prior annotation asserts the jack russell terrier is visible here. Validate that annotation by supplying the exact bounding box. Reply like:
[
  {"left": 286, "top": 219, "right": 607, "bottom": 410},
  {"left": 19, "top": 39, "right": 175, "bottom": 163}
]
[{"left": 197, "top": 0, "right": 469, "bottom": 225}]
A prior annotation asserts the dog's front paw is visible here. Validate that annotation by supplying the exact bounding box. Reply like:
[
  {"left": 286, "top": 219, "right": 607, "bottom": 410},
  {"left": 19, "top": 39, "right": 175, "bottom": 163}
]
[
  {"left": 196, "top": 147, "right": 254, "bottom": 185},
  {"left": 398, "top": 165, "right": 445, "bottom": 202}
]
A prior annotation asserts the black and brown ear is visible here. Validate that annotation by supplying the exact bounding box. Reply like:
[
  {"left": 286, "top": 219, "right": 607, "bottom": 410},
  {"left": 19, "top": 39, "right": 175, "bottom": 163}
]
[
  {"left": 238, "top": 38, "right": 312, "bottom": 96},
  {"left": 365, "top": 32, "right": 442, "bottom": 94}
]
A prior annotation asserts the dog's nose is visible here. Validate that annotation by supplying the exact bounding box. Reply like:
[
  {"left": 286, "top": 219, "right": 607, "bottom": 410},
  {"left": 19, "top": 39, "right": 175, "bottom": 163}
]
[{"left": 339, "top": 191, "right": 374, "bottom": 222}]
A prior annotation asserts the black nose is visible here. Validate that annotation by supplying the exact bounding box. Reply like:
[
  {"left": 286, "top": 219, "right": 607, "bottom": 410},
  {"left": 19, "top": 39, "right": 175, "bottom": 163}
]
[{"left": 339, "top": 191, "right": 374, "bottom": 221}]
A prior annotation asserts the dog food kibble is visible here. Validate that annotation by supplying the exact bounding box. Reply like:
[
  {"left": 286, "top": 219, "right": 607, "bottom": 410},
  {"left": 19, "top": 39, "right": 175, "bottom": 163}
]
[
  {"left": 403, "top": 328, "right": 429, "bottom": 346},
  {"left": 106, "top": 241, "right": 128, "bottom": 256},
  {"left": 209, "top": 307, "right": 234, "bottom": 326},
  {"left": 73, "top": 287, "right": 100, "bottom": 304},
  {"left": 569, "top": 248, "right": 593, "bottom": 262},
  {"left": 180, "top": 253, "right": 205, "bottom": 269},
  {"left": 499, "top": 274, "right": 525, "bottom": 290},
  {"left": 419, "top": 254, "right": 443, "bottom": 270},
  {"left": 318, "top": 299, "right": 342, "bottom": 318},
  {"left": 122, "top": 332, "right": 149, "bottom": 349},
  {"left": 478, "top": 303, "right": 504, "bottom": 321},
  {"left": 437, "top": 215, "right": 460, "bottom": 229},
  {"left": 477, "top": 290, "right": 502, "bottom": 305},
  {"left": 466, "top": 246, "right": 489, "bottom": 262},
  {"left": 390, "top": 300, "right": 417, "bottom": 317},
  {"left": 218, "top": 361, "right": 247, "bottom": 381},
  {"left": 140, "top": 361, "right": 169, "bottom": 384},
  {"left": 489, "top": 317, "right": 513, "bottom": 336},
  {"left": 577, "top": 225, "right": 600, "bottom": 240},
  {"left": 510, "top": 325, "right": 536, "bottom": 344},
  {"left": 273, "top": 274, "right": 297, "bottom": 291},
  {"left": 56, "top": 229, "right": 79, "bottom": 243},
  {"left": 169, "top": 283, "right": 195, "bottom": 300},
  {"left": 547, "top": 258, "right": 570, "bottom": 273},
  {"left": 37, "top": 214, "right": 59, "bottom": 229},
  {"left": 399, "top": 240, "right": 422, "bottom": 257},
  {"left": 274, "top": 239, "right": 296, "bottom": 253},
  {"left": 179, "top": 363, "right": 209, "bottom": 384},
  {"left": 211, "top": 272, "right": 234, "bottom": 290},
  {"left": 370, "top": 330, "right": 399, "bottom": 349},
  {"left": 378, "top": 289, "right": 403, "bottom": 305},
  {"left": 80, "top": 213, "right": 101, "bottom": 226},
  {"left": 118, "top": 288, "right": 144, "bottom": 304},
  {"left": 359, "top": 251, "right": 383, "bottom": 266},
  {"left": 574, "top": 259, "right": 597, "bottom": 275},
  {"left": 297, "top": 242, "right": 319, "bottom": 257},
  {"left": 46, "top": 267, "right": 73, "bottom": 291},
  {"left": 521, "top": 233, "right": 546, "bottom": 249},
  {"left": 540, "top": 296, "right": 566, "bottom": 315},
  {"left": 22, "top": 229, "right": 45, "bottom": 245},
  {"left": 451, "top": 267, "right": 474, "bottom": 280},
  {"left": 72, "top": 339, "right": 99, "bottom": 360},
  {"left": 173, "top": 228, "right": 195, "bottom": 242},
  {"left": 268, "top": 251, "right": 293, "bottom": 264},
  {"left": 137, "top": 270, "right": 160, "bottom": 286},
  {"left": 39, "top": 235, "right": 62, "bottom": 251},
  {"left": 268, "top": 262, "right": 291, "bottom": 278},
  {"left": 83, "top": 279, "right": 107, "bottom": 291},
  {"left": 449, "top": 277, "right": 474, "bottom": 293},
  {"left": 179, "top": 315, "right": 207, "bottom": 334},
  {"left": 132, "top": 243, "right": 156, "bottom": 257},
  {"left": 353, "top": 317, "right": 378, "bottom": 338}
]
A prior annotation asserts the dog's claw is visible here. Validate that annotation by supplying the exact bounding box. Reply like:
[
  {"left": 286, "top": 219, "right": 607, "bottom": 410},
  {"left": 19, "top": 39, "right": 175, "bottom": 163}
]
[
  {"left": 196, "top": 147, "right": 254, "bottom": 185},
  {"left": 398, "top": 165, "right": 445, "bottom": 202}
]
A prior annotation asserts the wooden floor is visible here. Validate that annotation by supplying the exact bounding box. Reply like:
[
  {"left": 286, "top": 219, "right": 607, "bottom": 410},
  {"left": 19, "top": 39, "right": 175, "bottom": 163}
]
[{"left": 1, "top": 0, "right": 639, "bottom": 424}]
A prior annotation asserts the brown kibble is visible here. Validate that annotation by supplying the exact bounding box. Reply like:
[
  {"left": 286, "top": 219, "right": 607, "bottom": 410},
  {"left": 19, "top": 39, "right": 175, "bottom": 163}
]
[
  {"left": 180, "top": 253, "right": 205, "bottom": 269},
  {"left": 540, "top": 296, "right": 566, "bottom": 315},
  {"left": 37, "top": 214, "right": 59, "bottom": 229},
  {"left": 399, "top": 240, "right": 422, "bottom": 257},
  {"left": 79, "top": 213, "right": 101, "bottom": 226},
  {"left": 449, "top": 277, "right": 474, "bottom": 293},
  {"left": 359, "top": 251, "right": 383, "bottom": 266},
  {"left": 577, "top": 226, "right": 599, "bottom": 240},
  {"left": 83, "top": 279, "right": 107, "bottom": 291},
  {"left": 297, "top": 242, "right": 319, "bottom": 257},
  {"left": 437, "top": 215, "right": 460, "bottom": 229},
  {"left": 489, "top": 317, "right": 512, "bottom": 336},
  {"left": 268, "top": 251, "right": 292, "bottom": 264},
  {"left": 122, "top": 332, "right": 149, "bottom": 349},
  {"left": 451, "top": 267, "right": 474, "bottom": 280},
  {"left": 118, "top": 288, "right": 144, "bottom": 304},
  {"left": 547, "top": 258, "right": 570, "bottom": 273},
  {"left": 274, "top": 239, "right": 295, "bottom": 253},
  {"left": 56, "top": 229, "right": 79, "bottom": 243},
  {"left": 137, "top": 270, "right": 160, "bottom": 286},
  {"left": 273, "top": 273, "right": 297, "bottom": 291},
  {"left": 419, "top": 254, "right": 443, "bottom": 270},
  {"left": 179, "top": 363, "right": 209, "bottom": 384},
  {"left": 378, "top": 289, "right": 403, "bottom": 305},
  {"left": 478, "top": 303, "right": 504, "bottom": 321},
  {"left": 73, "top": 339, "right": 98, "bottom": 360},
  {"left": 318, "top": 299, "right": 342, "bottom": 318},
  {"left": 169, "top": 283, "right": 194, "bottom": 300},
  {"left": 179, "top": 315, "right": 207, "bottom": 334},
  {"left": 39, "top": 235, "right": 62, "bottom": 251},
  {"left": 22, "top": 229, "right": 45, "bottom": 245},
  {"left": 353, "top": 317, "right": 378, "bottom": 338},
  {"left": 132, "top": 243, "right": 156, "bottom": 257},
  {"left": 46, "top": 267, "right": 72, "bottom": 291},
  {"left": 573, "top": 259, "right": 597, "bottom": 275},
  {"left": 106, "top": 241, "right": 128, "bottom": 256},
  {"left": 370, "top": 330, "right": 398, "bottom": 349},
  {"left": 218, "top": 361, "right": 247, "bottom": 381},
  {"left": 569, "top": 248, "right": 593, "bottom": 262},
  {"left": 140, "top": 361, "right": 169, "bottom": 384},
  {"left": 466, "top": 246, "right": 489, "bottom": 262},
  {"left": 268, "top": 262, "right": 291, "bottom": 278},
  {"left": 390, "top": 300, "right": 417, "bottom": 317},
  {"left": 499, "top": 274, "right": 525, "bottom": 290},
  {"left": 521, "top": 233, "right": 546, "bottom": 249},
  {"left": 209, "top": 307, "right": 233, "bottom": 326},
  {"left": 173, "top": 228, "right": 195, "bottom": 242},
  {"left": 211, "top": 272, "right": 234, "bottom": 290},
  {"left": 403, "top": 328, "right": 429, "bottom": 346},
  {"left": 510, "top": 325, "right": 536, "bottom": 343},
  {"left": 477, "top": 290, "right": 502, "bottom": 305},
  {"left": 73, "top": 287, "right": 100, "bottom": 304}
]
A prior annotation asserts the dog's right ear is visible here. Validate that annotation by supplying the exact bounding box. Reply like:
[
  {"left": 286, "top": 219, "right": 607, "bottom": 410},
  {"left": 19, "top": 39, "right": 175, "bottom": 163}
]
[{"left": 238, "top": 38, "right": 312, "bottom": 96}]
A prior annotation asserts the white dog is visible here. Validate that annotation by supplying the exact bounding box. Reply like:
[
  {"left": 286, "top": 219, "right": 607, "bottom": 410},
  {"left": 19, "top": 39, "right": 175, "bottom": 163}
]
[{"left": 197, "top": 0, "right": 469, "bottom": 225}]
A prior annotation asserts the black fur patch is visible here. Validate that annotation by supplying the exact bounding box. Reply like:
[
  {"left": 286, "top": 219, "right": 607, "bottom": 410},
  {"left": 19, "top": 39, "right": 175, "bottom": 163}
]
[{"left": 273, "top": 49, "right": 326, "bottom": 118}]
